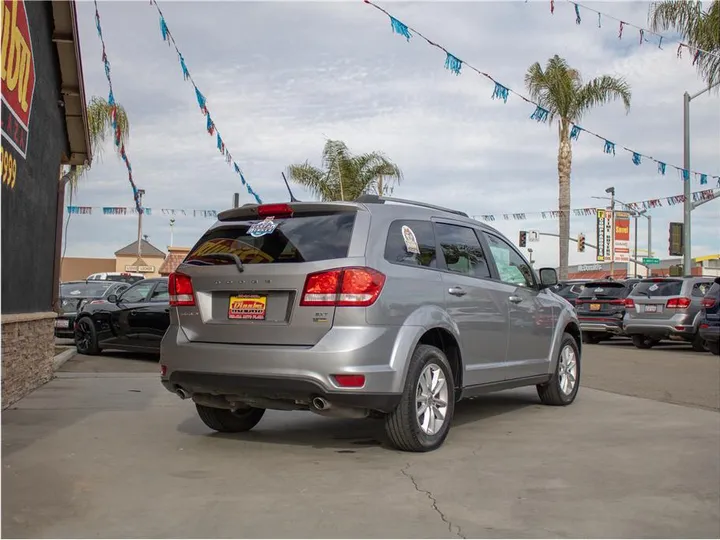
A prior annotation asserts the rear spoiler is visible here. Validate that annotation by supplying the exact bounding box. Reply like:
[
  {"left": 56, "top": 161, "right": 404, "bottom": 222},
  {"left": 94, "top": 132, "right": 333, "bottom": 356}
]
[{"left": 217, "top": 201, "right": 362, "bottom": 222}]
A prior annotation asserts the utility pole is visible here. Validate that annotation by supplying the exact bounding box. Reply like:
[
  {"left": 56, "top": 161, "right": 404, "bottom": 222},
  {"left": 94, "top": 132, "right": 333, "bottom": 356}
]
[
  {"left": 136, "top": 188, "right": 145, "bottom": 260},
  {"left": 683, "top": 81, "right": 720, "bottom": 275},
  {"left": 527, "top": 248, "right": 534, "bottom": 267},
  {"left": 233, "top": 193, "right": 240, "bottom": 208},
  {"left": 169, "top": 218, "right": 175, "bottom": 248}
]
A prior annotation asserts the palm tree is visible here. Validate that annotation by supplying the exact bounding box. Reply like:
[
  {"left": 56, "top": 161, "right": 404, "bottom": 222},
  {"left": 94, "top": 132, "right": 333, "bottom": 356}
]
[
  {"left": 524, "top": 55, "right": 631, "bottom": 280},
  {"left": 286, "top": 139, "right": 403, "bottom": 201},
  {"left": 62, "top": 96, "right": 130, "bottom": 190},
  {"left": 648, "top": 0, "right": 719, "bottom": 89}
]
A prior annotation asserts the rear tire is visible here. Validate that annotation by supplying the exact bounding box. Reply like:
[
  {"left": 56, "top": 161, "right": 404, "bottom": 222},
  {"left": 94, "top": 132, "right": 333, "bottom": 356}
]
[
  {"left": 707, "top": 341, "right": 720, "bottom": 356},
  {"left": 537, "top": 333, "right": 580, "bottom": 406},
  {"left": 631, "top": 335, "right": 656, "bottom": 349},
  {"left": 196, "top": 404, "right": 265, "bottom": 433},
  {"left": 75, "top": 316, "right": 101, "bottom": 356},
  {"left": 691, "top": 334, "right": 708, "bottom": 352},
  {"left": 385, "top": 344, "right": 455, "bottom": 452}
]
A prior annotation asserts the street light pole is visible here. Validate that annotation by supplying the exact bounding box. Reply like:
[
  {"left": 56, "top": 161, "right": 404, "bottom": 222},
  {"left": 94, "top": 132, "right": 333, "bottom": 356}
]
[{"left": 683, "top": 81, "right": 720, "bottom": 274}]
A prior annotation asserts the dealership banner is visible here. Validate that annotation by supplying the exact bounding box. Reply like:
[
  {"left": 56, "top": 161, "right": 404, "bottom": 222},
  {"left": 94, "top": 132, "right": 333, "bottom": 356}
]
[
  {"left": 596, "top": 209, "right": 607, "bottom": 262},
  {"left": 613, "top": 212, "right": 631, "bottom": 263}
]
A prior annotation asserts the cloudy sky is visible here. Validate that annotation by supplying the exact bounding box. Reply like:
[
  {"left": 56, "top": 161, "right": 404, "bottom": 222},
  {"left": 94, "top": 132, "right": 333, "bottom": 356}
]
[{"left": 66, "top": 0, "right": 720, "bottom": 268}]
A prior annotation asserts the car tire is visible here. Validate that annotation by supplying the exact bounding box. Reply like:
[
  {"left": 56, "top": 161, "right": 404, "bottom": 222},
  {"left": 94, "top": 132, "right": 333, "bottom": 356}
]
[
  {"left": 537, "top": 333, "right": 580, "bottom": 406},
  {"left": 690, "top": 334, "right": 708, "bottom": 352},
  {"left": 631, "top": 335, "right": 656, "bottom": 349},
  {"left": 74, "top": 316, "right": 101, "bottom": 356},
  {"left": 707, "top": 341, "right": 720, "bottom": 356},
  {"left": 582, "top": 333, "right": 603, "bottom": 344},
  {"left": 385, "top": 344, "right": 455, "bottom": 452},
  {"left": 195, "top": 404, "right": 265, "bottom": 433}
]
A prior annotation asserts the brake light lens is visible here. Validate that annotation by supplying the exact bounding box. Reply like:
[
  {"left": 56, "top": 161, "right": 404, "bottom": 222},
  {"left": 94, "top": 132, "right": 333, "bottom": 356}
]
[
  {"left": 610, "top": 299, "right": 625, "bottom": 305},
  {"left": 702, "top": 297, "right": 717, "bottom": 308},
  {"left": 257, "top": 203, "right": 293, "bottom": 217},
  {"left": 169, "top": 272, "right": 195, "bottom": 306},
  {"left": 666, "top": 297, "right": 691, "bottom": 309},
  {"left": 624, "top": 298, "right": 635, "bottom": 308},
  {"left": 300, "top": 267, "right": 386, "bottom": 307}
]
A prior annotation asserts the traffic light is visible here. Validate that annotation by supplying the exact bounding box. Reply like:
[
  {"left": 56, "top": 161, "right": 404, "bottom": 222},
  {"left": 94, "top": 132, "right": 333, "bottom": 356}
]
[
  {"left": 669, "top": 222, "right": 683, "bottom": 256},
  {"left": 577, "top": 233, "right": 585, "bottom": 252},
  {"left": 519, "top": 230, "right": 527, "bottom": 247}
]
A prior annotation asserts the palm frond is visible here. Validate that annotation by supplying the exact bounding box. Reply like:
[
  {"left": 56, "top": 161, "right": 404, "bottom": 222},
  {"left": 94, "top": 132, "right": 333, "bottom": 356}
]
[
  {"left": 574, "top": 75, "right": 632, "bottom": 121},
  {"left": 286, "top": 162, "right": 335, "bottom": 200}
]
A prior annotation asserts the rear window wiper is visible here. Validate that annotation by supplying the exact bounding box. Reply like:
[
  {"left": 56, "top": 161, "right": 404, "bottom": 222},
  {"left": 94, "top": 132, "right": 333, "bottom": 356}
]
[{"left": 199, "top": 252, "right": 245, "bottom": 273}]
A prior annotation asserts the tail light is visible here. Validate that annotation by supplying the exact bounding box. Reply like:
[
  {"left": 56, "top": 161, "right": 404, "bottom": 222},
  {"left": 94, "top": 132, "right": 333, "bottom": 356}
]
[
  {"left": 332, "top": 374, "right": 366, "bottom": 388},
  {"left": 702, "top": 297, "right": 717, "bottom": 308},
  {"left": 169, "top": 272, "right": 195, "bottom": 306},
  {"left": 300, "top": 267, "right": 385, "bottom": 307},
  {"left": 609, "top": 299, "right": 625, "bottom": 305},
  {"left": 89, "top": 299, "right": 106, "bottom": 304},
  {"left": 624, "top": 298, "right": 635, "bottom": 308},
  {"left": 666, "top": 297, "right": 691, "bottom": 309},
  {"left": 257, "top": 203, "right": 293, "bottom": 217},
  {"left": 575, "top": 299, "right": 586, "bottom": 305}
]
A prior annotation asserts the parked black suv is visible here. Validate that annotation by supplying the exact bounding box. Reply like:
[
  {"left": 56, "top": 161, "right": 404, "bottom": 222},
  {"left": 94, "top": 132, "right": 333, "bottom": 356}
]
[
  {"left": 575, "top": 279, "right": 638, "bottom": 344},
  {"left": 699, "top": 277, "right": 720, "bottom": 355}
]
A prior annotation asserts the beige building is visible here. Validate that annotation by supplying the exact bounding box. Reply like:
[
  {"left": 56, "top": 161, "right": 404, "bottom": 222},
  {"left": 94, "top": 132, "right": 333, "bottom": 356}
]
[{"left": 113, "top": 240, "right": 166, "bottom": 278}]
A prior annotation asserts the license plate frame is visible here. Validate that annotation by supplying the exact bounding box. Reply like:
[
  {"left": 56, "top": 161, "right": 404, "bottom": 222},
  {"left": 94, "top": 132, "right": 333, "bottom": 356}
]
[
  {"left": 228, "top": 294, "right": 267, "bottom": 320},
  {"left": 589, "top": 303, "right": 601, "bottom": 311},
  {"left": 645, "top": 304, "right": 658, "bottom": 313},
  {"left": 55, "top": 319, "right": 70, "bottom": 329}
]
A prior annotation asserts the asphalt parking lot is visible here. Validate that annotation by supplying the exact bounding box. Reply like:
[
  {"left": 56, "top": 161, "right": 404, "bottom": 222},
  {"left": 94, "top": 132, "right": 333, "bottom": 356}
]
[{"left": 2, "top": 339, "right": 719, "bottom": 538}]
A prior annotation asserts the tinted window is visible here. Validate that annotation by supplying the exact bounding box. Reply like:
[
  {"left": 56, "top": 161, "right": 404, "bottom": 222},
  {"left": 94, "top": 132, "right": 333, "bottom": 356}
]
[
  {"left": 706, "top": 283, "right": 720, "bottom": 298},
  {"left": 60, "top": 282, "right": 114, "bottom": 298},
  {"left": 185, "top": 213, "right": 355, "bottom": 266},
  {"left": 435, "top": 224, "right": 490, "bottom": 278},
  {"left": 150, "top": 281, "right": 169, "bottom": 302},
  {"left": 632, "top": 280, "right": 683, "bottom": 297},
  {"left": 484, "top": 233, "right": 534, "bottom": 288},
  {"left": 692, "top": 282, "right": 712, "bottom": 297},
  {"left": 119, "top": 282, "right": 155, "bottom": 303},
  {"left": 384, "top": 220, "right": 437, "bottom": 268},
  {"left": 579, "top": 283, "right": 628, "bottom": 298}
]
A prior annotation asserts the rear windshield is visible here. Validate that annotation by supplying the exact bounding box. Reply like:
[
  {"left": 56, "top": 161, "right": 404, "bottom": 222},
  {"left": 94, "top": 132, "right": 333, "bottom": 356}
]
[
  {"left": 88, "top": 275, "right": 143, "bottom": 284},
  {"left": 60, "top": 282, "right": 113, "bottom": 298},
  {"left": 632, "top": 280, "right": 683, "bottom": 297},
  {"left": 579, "top": 283, "right": 628, "bottom": 298},
  {"left": 185, "top": 213, "right": 356, "bottom": 266}
]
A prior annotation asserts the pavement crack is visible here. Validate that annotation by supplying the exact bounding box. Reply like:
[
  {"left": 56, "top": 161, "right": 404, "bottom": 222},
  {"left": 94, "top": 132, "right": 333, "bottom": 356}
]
[{"left": 401, "top": 463, "right": 466, "bottom": 539}]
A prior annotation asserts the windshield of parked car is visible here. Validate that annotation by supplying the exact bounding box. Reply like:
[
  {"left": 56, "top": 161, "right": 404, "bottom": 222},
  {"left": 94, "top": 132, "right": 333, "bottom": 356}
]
[
  {"left": 60, "top": 282, "right": 114, "bottom": 298},
  {"left": 632, "top": 280, "right": 683, "bottom": 297},
  {"left": 578, "top": 282, "right": 628, "bottom": 298}
]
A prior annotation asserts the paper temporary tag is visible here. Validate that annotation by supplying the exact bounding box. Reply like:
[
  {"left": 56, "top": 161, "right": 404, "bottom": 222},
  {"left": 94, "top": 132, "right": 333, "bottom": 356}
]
[
  {"left": 648, "top": 284, "right": 659, "bottom": 292},
  {"left": 248, "top": 217, "right": 277, "bottom": 238},
  {"left": 401, "top": 225, "right": 420, "bottom": 254},
  {"left": 70, "top": 290, "right": 82, "bottom": 295},
  {"left": 594, "top": 288, "right": 604, "bottom": 293}
]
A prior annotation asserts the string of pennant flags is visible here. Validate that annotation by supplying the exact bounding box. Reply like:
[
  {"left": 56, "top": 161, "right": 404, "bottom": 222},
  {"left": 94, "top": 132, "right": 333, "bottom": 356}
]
[
  {"left": 149, "top": 0, "right": 262, "bottom": 204},
  {"left": 93, "top": 1, "right": 143, "bottom": 214},
  {"left": 550, "top": 0, "right": 720, "bottom": 62},
  {"left": 363, "top": 0, "right": 720, "bottom": 187},
  {"left": 66, "top": 189, "right": 717, "bottom": 220}
]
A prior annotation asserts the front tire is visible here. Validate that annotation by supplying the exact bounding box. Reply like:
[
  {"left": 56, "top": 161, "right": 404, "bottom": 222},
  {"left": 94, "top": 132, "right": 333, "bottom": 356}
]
[
  {"left": 75, "top": 316, "right": 101, "bottom": 355},
  {"left": 385, "top": 344, "right": 455, "bottom": 452},
  {"left": 196, "top": 404, "right": 265, "bottom": 433},
  {"left": 631, "top": 335, "right": 656, "bottom": 349},
  {"left": 537, "top": 333, "right": 580, "bottom": 406}
]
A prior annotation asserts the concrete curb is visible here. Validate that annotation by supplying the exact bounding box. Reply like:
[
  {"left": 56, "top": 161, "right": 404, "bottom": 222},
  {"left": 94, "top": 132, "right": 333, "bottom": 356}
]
[{"left": 53, "top": 348, "right": 76, "bottom": 371}]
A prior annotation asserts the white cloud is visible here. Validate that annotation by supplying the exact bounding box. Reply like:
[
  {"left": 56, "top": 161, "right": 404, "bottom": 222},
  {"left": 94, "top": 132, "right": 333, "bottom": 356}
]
[{"left": 66, "top": 0, "right": 720, "bottom": 268}]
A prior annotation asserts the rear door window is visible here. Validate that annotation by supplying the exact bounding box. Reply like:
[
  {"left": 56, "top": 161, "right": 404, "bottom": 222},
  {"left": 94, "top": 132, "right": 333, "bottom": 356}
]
[
  {"left": 185, "top": 213, "right": 356, "bottom": 266},
  {"left": 705, "top": 283, "right": 720, "bottom": 298},
  {"left": 692, "top": 281, "right": 712, "bottom": 297},
  {"left": 435, "top": 223, "right": 491, "bottom": 278},
  {"left": 632, "top": 280, "right": 683, "bottom": 297},
  {"left": 384, "top": 220, "right": 438, "bottom": 268}
]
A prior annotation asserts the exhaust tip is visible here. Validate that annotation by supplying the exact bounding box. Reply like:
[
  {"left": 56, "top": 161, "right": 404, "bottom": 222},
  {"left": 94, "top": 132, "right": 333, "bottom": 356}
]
[
  {"left": 312, "top": 396, "right": 329, "bottom": 410},
  {"left": 176, "top": 388, "right": 191, "bottom": 400}
]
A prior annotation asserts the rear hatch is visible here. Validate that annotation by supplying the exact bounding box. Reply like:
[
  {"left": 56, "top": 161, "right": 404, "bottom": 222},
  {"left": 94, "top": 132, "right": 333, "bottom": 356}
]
[
  {"left": 626, "top": 278, "right": 684, "bottom": 319},
  {"left": 575, "top": 281, "right": 628, "bottom": 318},
  {"left": 173, "top": 203, "right": 370, "bottom": 346}
]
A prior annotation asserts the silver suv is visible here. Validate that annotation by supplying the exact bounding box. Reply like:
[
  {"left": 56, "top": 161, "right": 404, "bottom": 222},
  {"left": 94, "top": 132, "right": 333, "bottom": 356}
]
[
  {"left": 623, "top": 276, "right": 714, "bottom": 350},
  {"left": 160, "top": 196, "right": 582, "bottom": 452}
]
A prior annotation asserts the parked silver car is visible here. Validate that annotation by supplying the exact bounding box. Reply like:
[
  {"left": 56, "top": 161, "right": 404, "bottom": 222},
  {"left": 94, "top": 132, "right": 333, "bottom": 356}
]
[
  {"left": 623, "top": 276, "right": 714, "bottom": 350},
  {"left": 160, "top": 196, "right": 582, "bottom": 452}
]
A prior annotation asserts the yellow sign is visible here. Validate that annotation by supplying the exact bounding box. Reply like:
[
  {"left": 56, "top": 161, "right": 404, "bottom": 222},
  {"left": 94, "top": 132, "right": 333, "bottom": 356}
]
[{"left": 1, "top": 145, "right": 17, "bottom": 189}]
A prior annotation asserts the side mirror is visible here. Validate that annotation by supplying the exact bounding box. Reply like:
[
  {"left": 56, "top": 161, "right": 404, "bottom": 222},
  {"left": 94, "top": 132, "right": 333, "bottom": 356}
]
[
  {"left": 106, "top": 294, "right": 118, "bottom": 304},
  {"left": 538, "top": 267, "right": 558, "bottom": 289}
]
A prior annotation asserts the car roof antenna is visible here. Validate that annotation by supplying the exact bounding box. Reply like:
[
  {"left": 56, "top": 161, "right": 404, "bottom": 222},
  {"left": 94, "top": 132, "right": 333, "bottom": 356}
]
[{"left": 281, "top": 172, "right": 300, "bottom": 202}]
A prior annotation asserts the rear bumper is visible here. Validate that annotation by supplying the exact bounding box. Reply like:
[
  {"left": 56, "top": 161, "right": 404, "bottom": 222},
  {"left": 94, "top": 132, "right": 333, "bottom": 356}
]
[
  {"left": 160, "top": 323, "right": 413, "bottom": 411},
  {"left": 54, "top": 314, "right": 76, "bottom": 338},
  {"left": 623, "top": 315, "right": 697, "bottom": 339},
  {"left": 578, "top": 317, "right": 624, "bottom": 334}
]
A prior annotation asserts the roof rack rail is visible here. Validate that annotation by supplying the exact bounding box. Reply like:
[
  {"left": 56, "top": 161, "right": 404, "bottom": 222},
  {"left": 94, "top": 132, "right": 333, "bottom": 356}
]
[{"left": 354, "top": 194, "right": 469, "bottom": 218}]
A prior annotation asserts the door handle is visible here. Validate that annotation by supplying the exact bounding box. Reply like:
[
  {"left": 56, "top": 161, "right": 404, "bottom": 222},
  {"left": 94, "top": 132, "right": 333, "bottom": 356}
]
[
  {"left": 508, "top": 296, "right": 523, "bottom": 304},
  {"left": 448, "top": 287, "right": 467, "bottom": 297}
]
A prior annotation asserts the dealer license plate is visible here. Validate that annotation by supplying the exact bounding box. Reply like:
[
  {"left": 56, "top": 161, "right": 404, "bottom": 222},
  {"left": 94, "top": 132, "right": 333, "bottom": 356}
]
[
  {"left": 645, "top": 304, "right": 658, "bottom": 313},
  {"left": 55, "top": 319, "right": 69, "bottom": 329},
  {"left": 590, "top": 303, "right": 601, "bottom": 311},
  {"left": 228, "top": 295, "right": 267, "bottom": 320}
]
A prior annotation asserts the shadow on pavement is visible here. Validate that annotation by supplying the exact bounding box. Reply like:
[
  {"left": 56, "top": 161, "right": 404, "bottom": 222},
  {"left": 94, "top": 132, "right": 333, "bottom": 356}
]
[{"left": 175, "top": 389, "right": 538, "bottom": 451}]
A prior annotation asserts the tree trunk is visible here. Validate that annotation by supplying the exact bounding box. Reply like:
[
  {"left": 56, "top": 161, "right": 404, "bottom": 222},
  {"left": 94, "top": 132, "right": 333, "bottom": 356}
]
[{"left": 557, "top": 120, "right": 572, "bottom": 281}]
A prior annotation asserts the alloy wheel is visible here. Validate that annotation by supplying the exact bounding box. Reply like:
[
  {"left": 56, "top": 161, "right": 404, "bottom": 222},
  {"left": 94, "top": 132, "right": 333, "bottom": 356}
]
[
  {"left": 558, "top": 344, "right": 578, "bottom": 395},
  {"left": 415, "top": 363, "right": 449, "bottom": 436}
]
